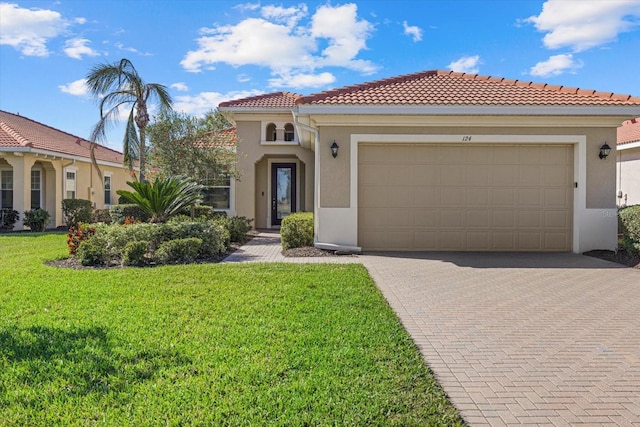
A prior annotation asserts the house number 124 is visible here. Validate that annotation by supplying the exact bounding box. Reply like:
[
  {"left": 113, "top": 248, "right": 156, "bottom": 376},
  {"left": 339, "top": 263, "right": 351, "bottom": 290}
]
[{"left": 462, "top": 136, "right": 472, "bottom": 141}]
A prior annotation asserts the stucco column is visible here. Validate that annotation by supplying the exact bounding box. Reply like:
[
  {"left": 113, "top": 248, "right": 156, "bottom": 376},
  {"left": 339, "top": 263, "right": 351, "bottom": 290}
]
[
  {"left": 5, "top": 154, "right": 36, "bottom": 229},
  {"left": 46, "top": 161, "right": 63, "bottom": 227}
]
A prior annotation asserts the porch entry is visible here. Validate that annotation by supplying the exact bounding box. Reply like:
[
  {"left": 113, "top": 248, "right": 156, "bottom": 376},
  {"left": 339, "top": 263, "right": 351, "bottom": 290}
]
[{"left": 271, "top": 163, "right": 296, "bottom": 226}]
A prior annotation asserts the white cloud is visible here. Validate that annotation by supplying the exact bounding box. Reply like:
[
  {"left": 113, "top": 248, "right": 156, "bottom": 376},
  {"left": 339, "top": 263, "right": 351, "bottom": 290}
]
[
  {"left": 234, "top": 2, "right": 260, "bottom": 12},
  {"left": 447, "top": 55, "right": 481, "bottom": 73},
  {"left": 261, "top": 4, "right": 308, "bottom": 27},
  {"left": 59, "top": 78, "right": 88, "bottom": 95},
  {"left": 0, "top": 2, "right": 68, "bottom": 56},
  {"left": 237, "top": 74, "right": 251, "bottom": 83},
  {"left": 181, "top": 3, "right": 377, "bottom": 86},
  {"left": 174, "top": 90, "right": 264, "bottom": 116},
  {"left": 529, "top": 53, "right": 583, "bottom": 77},
  {"left": 74, "top": 17, "right": 87, "bottom": 24},
  {"left": 63, "top": 38, "right": 99, "bottom": 59},
  {"left": 403, "top": 21, "right": 422, "bottom": 42},
  {"left": 269, "top": 72, "right": 336, "bottom": 89},
  {"left": 170, "top": 82, "right": 189, "bottom": 92},
  {"left": 114, "top": 42, "right": 152, "bottom": 56},
  {"left": 525, "top": 0, "right": 640, "bottom": 52}
]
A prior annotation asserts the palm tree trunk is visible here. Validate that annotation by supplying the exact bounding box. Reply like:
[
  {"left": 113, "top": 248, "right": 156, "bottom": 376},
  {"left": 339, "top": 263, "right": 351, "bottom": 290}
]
[{"left": 138, "top": 125, "right": 146, "bottom": 182}]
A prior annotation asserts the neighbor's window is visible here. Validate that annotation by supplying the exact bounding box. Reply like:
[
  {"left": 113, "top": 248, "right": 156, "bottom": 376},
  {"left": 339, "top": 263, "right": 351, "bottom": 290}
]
[
  {"left": 202, "top": 169, "right": 231, "bottom": 210},
  {"left": 284, "top": 123, "right": 294, "bottom": 142},
  {"left": 65, "top": 171, "right": 76, "bottom": 199},
  {"left": 30, "top": 170, "right": 41, "bottom": 209},
  {"left": 104, "top": 175, "right": 111, "bottom": 205},
  {"left": 1, "top": 170, "right": 13, "bottom": 209},
  {"left": 266, "top": 123, "right": 276, "bottom": 142}
]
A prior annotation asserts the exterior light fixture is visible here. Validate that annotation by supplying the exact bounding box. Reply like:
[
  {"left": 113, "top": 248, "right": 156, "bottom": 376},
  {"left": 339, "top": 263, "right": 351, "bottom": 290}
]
[
  {"left": 599, "top": 142, "right": 611, "bottom": 159},
  {"left": 331, "top": 141, "right": 339, "bottom": 158}
]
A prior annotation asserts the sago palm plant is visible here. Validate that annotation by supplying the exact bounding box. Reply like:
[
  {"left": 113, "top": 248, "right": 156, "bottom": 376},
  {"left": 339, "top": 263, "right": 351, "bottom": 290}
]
[{"left": 116, "top": 176, "right": 204, "bottom": 223}]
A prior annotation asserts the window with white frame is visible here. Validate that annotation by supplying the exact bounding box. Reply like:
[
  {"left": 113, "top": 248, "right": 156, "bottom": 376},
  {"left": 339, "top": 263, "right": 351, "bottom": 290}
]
[
  {"left": 31, "top": 170, "right": 41, "bottom": 209},
  {"left": 65, "top": 170, "right": 76, "bottom": 199},
  {"left": 1, "top": 170, "right": 13, "bottom": 209},
  {"left": 104, "top": 175, "right": 111, "bottom": 205},
  {"left": 201, "top": 169, "right": 231, "bottom": 210},
  {"left": 266, "top": 123, "right": 277, "bottom": 142}
]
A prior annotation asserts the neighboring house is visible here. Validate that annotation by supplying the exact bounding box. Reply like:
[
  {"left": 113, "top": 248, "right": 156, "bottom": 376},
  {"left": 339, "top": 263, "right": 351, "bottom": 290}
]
[
  {"left": 220, "top": 70, "right": 640, "bottom": 253},
  {"left": 616, "top": 117, "right": 640, "bottom": 207},
  {"left": 0, "top": 110, "right": 131, "bottom": 230}
]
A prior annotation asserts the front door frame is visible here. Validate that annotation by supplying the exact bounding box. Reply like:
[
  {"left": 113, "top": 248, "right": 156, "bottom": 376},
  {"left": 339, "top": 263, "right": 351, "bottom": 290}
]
[{"left": 270, "top": 162, "right": 297, "bottom": 227}]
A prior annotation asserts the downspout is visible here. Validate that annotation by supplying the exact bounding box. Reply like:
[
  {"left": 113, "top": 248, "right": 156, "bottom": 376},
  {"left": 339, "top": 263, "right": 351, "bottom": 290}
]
[{"left": 293, "top": 114, "right": 320, "bottom": 246}]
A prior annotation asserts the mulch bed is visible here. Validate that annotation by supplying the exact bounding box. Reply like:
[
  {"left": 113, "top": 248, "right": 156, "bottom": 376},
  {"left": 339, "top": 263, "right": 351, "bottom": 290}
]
[{"left": 583, "top": 249, "right": 640, "bottom": 269}]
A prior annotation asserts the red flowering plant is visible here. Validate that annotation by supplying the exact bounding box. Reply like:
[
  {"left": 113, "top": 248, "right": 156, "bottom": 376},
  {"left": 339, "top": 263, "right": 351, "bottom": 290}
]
[{"left": 67, "top": 223, "right": 96, "bottom": 255}]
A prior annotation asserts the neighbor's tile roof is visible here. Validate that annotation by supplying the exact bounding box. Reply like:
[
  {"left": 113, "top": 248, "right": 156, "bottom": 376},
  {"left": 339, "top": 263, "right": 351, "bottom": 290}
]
[
  {"left": 194, "top": 127, "right": 237, "bottom": 148},
  {"left": 618, "top": 118, "right": 640, "bottom": 145},
  {"left": 219, "top": 92, "right": 302, "bottom": 108},
  {"left": 297, "top": 70, "right": 640, "bottom": 106},
  {"left": 0, "top": 110, "right": 124, "bottom": 163}
]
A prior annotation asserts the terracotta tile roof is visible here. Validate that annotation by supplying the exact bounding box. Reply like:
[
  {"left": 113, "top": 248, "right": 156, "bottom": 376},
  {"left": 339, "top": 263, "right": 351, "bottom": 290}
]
[
  {"left": 0, "top": 110, "right": 124, "bottom": 163},
  {"left": 219, "top": 92, "right": 301, "bottom": 108},
  {"left": 194, "top": 127, "right": 237, "bottom": 148},
  {"left": 618, "top": 118, "right": 640, "bottom": 145},
  {"left": 297, "top": 70, "right": 640, "bottom": 106}
]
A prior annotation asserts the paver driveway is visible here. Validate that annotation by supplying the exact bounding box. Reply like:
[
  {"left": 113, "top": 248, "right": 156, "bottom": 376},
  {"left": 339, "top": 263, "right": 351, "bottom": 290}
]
[{"left": 360, "top": 252, "right": 640, "bottom": 426}]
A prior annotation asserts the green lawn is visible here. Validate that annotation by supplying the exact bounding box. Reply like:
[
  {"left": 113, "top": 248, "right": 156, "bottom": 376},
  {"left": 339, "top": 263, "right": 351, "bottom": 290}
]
[{"left": 0, "top": 233, "right": 463, "bottom": 426}]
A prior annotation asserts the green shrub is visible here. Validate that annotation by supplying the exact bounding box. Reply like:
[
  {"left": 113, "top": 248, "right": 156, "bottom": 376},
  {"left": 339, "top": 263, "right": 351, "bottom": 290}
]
[
  {"left": 109, "top": 204, "right": 151, "bottom": 224},
  {"left": 122, "top": 240, "right": 149, "bottom": 266},
  {"left": 61, "top": 199, "right": 92, "bottom": 227},
  {"left": 23, "top": 208, "right": 51, "bottom": 232},
  {"left": 153, "top": 238, "right": 202, "bottom": 265},
  {"left": 86, "top": 220, "right": 229, "bottom": 265},
  {"left": 92, "top": 208, "right": 112, "bottom": 224},
  {"left": 1, "top": 209, "right": 19, "bottom": 231},
  {"left": 280, "top": 212, "right": 314, "bottom": 250},
  {"left": 215, "top": 216, "right": 253, "bottom": 243},
  {"left": 76, "top": 236, "right": 108, "bottom": 266},
  {"left": 179, "top": 205, "right": 213, "bottom": 219},
  {"left": 619, "top": 205, "right": 640, "bottom": 255}
]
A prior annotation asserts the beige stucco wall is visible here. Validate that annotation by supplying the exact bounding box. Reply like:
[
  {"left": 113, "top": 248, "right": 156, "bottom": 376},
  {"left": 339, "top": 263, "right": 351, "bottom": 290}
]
[
  {"left": 617, "top": 146, "right": 640, "bottom": 207},
  {"left": 317, "top": 123, "right": 618, "bottom": 210},
  {"left": 0, "top": 152, "right": 130, "bottom": 230},
  {"left": 234, "top": 119, "right": 315, "bottom": 228}
]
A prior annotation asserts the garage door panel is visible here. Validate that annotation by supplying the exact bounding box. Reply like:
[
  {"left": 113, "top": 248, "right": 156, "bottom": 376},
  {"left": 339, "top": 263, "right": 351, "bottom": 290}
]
[
  {"left": 467, "top": 188, "right": 489, "bottom": 206},
  {"left": 492, "top": 188, "right": 517, "bottom": 206},
  {"left": 359, "top": 143, "right": 573, "bottom": 251},
  {"left": 492, "top": 165, "right": 517, "bottom": 185},
  {"left": 441, "top": 189, "right": 466, "bottom": 206}
]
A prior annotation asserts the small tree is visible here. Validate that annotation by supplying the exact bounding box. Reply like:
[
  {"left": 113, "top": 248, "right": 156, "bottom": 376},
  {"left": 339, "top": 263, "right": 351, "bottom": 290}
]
[
  {"left": 116, "top": 176, "right": 204, "bottom": 223},
  {"left": 147, "top": 109, "right": 237, "bottom": 183}
]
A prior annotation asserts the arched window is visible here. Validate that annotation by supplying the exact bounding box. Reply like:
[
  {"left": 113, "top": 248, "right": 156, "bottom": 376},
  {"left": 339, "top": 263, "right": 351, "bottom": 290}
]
[
  {"left": 266, "top": 123, "right": 276, "bottom": 142},
  {"left": 284, "top": 123, "right": 295, "bottom": 142}
]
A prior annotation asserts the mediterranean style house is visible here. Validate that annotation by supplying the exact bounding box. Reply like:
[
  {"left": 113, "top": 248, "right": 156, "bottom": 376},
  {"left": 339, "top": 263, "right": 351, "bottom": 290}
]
[
  {"left": 616, "top": 117, "right": 640, "bottom": 207},
  {"left": 0, "top": 110, "right": 131, "bottom": 230},
  {"left": 220, "top": 70, "right": 640, "bottom": 253}
]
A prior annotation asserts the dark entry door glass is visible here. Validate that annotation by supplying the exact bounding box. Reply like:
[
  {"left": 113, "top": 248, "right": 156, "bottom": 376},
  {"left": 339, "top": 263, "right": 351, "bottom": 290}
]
[{"left": 271, "top": 163, "right": 296, "bottom": 226}]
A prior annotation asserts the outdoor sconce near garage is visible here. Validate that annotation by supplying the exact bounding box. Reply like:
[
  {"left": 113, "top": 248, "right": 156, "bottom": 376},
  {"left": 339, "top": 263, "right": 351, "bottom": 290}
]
[
  {"left": 599, "top": 142, "right": 611, "bottom": 159},
  {"left": 331, "top": 141, "right": 339, "bottom": 158}
]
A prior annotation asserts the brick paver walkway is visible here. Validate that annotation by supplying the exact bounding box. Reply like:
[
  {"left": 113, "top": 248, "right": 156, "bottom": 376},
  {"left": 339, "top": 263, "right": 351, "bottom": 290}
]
[
  {"left": 222, "top": 231, "right": 360, "bottom": 264},
  {"left": 224, "top": 234, "right": 640, "bottom": 425}
]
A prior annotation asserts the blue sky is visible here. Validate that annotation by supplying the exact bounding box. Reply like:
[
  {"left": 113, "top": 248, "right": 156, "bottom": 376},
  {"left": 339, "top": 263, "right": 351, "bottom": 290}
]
[{"left": 1, "top": 0, "right": 639, "bottom": 151}]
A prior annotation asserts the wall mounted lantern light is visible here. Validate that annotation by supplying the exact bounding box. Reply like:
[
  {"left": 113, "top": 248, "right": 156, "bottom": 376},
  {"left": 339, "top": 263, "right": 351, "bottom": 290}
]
[
  {"left": 599, "top": 142, "right": 611, "bottom": 159},
  {"left": 331, "top": 141, "right": 339, "bottom": 158}
]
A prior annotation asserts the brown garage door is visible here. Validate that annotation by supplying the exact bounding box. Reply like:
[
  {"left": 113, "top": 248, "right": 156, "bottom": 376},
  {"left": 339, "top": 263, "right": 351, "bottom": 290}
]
[{"left": 358, "top": 143, "right": 573, "bottom": 251}]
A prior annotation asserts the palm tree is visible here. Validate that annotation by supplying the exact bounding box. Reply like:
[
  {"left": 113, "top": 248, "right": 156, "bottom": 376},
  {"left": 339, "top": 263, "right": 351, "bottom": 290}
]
[{"left": 86, "top": 58, "right": 173, "bottom": 182}]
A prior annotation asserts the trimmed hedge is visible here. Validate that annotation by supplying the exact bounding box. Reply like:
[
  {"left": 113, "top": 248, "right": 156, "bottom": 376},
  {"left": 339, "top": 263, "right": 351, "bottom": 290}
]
[
  {"left": 153, "top": 237, "right": 203, "bottom": 264},
  {"left": 77, "top": 220, "right": 229, "bottom": 266},
  {"left": 619, "top": 205, "right": 640, "bottom": 255},
  {"left": 215, "top": 216, "right": 253, "bottom": 243},
  {"left": 280, "top": 212, "right": 313, "bottom": 250},
  {"left": 109, "top": 204, "right": 151, "bottom": 224},
  {"left": 62, "top": 199, "right": 92, "bottom": 227},
  {"left": 92, "top": 208, "right": 112, "bottom": 224}
]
